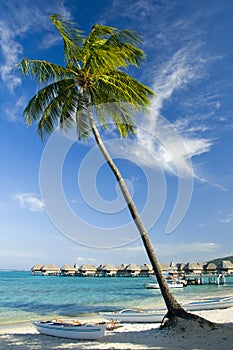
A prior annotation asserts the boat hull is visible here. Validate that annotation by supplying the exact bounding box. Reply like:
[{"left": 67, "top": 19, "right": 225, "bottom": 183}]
[
  {"left": 100, "top": 296, "right": 233, "bottom": 323},
  {"left": 33, "top": 321, "right": 105, "bottom": 339},
  {"left": 183, "top": 296, "right": 233, "bottom": 311},
  {"left": 100, "top": 309, "right": 165, "bottom": 323},
  {"left": 145, "top": 282, "right": 184, "bottom": 289}
]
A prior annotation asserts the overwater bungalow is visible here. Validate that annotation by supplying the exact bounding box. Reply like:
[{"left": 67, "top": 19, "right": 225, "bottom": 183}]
[
  {"left": 125, "top": 263, "right": 141, "bottom": 277},
  {"left": 60, "top": 264, "right": 77, "bottom": 276},
  {"left": 98, "top": 264, "right": 118, "bottom": 277},
  {"left": 41, "top": 264, "right": 60, "bottom": 276},
  {"left": 78, "top": 264, "right": 97, "bottom": 276},
  {"left": 116, "top": 264, "right": 128, "bottom": 277},
  {"left": 217, "top": 260, "right": 233, "bottom": 274},
  {"left": 31, "top": 259, "right": 233, "bottom": 279},
  {"left": 184, "top": 262, "right": 203, "bottom": 275},
  {"left": 31, "top": 264, "right": 43, "bottom": 275},
  {"left": 203, "top": 262, "right": 217, "bottom": 274},
  {"left": 140, "top": 264, "right": 153, "bottom": 276}
]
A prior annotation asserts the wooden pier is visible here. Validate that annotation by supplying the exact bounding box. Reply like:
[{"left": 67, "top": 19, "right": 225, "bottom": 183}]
[{"left": 186, "top": 274, "right": 226, "bottom": 285}]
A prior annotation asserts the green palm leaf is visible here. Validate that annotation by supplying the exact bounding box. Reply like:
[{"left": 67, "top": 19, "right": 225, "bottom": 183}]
[
  {"left": 17, "top": 14, "right": 154, "bottom": 138},
  {"left": 50, "top": 14, "right": 84, "bottom": 66}
]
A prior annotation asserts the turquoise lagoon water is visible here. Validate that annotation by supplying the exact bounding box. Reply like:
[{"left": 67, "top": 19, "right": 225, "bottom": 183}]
[{"left": 0, "top": 271, "right": 233, "bottom": 324}]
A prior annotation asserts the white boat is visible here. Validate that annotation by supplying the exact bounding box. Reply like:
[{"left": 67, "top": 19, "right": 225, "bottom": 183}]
[
  {"left": 33, "top": 320, "right": 106, "bottom": 339},
  {"left": 145, "top": 280, "right": 185, "bottom": 289},
  {"left": 100, "top": 309, "right": 165, "bottom": 323},
  {"left": 183, "top": 296, "right": 233, "bottom": 311},
  {"left": 100, "top": 296, "right": 233, "bottom": 324}
]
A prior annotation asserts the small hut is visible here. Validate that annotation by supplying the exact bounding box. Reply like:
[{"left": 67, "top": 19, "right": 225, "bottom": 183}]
[
  {"left": 203, "top": 262, "right": 217, "bottom": 274},
  {"left": 125, "top": 263, "right": 141, "bottom": 277},
  {"left": 140, "top": 264, "right": 153, "bottom": 276},
  {"left": 100, "top": 264, "right": 118, "bottom": 277},
  {"left": 31, "top": 264, "right": 43, "bottom": 275},
  {"left": 41, "top": 264, "right": 60, "bottom": 276},
  {"left": 184, "top": 262, "right": 202, "bottom": 275},
  {"left": 60, "top": 264, "right": 77, "bottom": 276},
  {"left": 217, "top": 260, "right": 233, "bottom": 274},
  {"left": 78, "top": 264, "right": 97, "bottom": 277}
]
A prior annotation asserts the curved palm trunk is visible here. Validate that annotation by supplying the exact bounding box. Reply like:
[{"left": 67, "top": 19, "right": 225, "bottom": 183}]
[{"left": 83, "top": 93, "right": 190, "bottom": 319}]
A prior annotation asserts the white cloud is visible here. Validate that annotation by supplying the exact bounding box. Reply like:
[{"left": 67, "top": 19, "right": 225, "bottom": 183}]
[
  {"left": 3, "top": 96, "right": 27, "bottom": 121},
  {"left": 13, "top": 192, "right": 44, "bottom": 212},
  {"left": 151, "top": 47, "right": 199, "bottom": 112},
  {"left": 0, "top": 1, "right": 70, "bottom": 91},
  {"left": 127, "top": 47, "right": 214, "bottom": 180},
  {"left": 0, "top": 21, "right": 22, "bottom": 90},
  {"left": 76, "top": 257, "right": 96, "bottom": 264},
  {"left": 219, "top": 213, "right": 233, "bottom": 224},
  {"left": 38, "top": 33, "right": 61, "bottom": 50}
]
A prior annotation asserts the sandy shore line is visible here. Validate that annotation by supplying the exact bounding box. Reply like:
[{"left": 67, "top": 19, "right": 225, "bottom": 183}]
[{"left": 0, "top": 307, "right": 233, "bottom": 349}]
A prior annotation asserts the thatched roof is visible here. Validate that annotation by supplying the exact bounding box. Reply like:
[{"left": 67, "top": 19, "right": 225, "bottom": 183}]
[
  {"left": 160, "top": 263, "right": 169, "bottom": 271},
  {"left": 79, "top": 264, "right": 97, "bottom": 271},
  {"left": 31, "top": 264, "right": 43, "bottom": 271},
  {"left": 217, "top": 260, "right": 233, "bottom": 269},
  {"left": 203, "top": 262, "right": 217, "bottom": 271},
  {"left": 140, "top": 263, "right": 153, "bottom": 271},
  {"left": 198, "top": 262, "right": 205, "bottom": 268},
  {"left": 184, "top": 262, "right": 202, "bottom": 270},
  {"left": 41, "top": 264, "right": 60, "bottom": 272},
  {"left": 117, "top": 264, "right": 127, "bottom": 271},
  {"left": 126, "top": 263, "right": 141, "bottom": 271},
  {"left": 101, "top": 264, "right": 117, "bottom": 271},
  {"left": 60, "top": 264, "right": 77, "bottom": 272}
]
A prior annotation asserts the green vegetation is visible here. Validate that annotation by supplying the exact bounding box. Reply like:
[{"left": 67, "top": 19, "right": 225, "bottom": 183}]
[{"left": 209, "top": 256, "right": 233, "bottom": 265}]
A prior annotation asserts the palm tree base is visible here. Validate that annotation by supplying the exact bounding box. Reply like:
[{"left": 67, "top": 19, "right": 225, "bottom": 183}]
[{"left": 161, "top": 310, "right": 216, "bottom": 329}]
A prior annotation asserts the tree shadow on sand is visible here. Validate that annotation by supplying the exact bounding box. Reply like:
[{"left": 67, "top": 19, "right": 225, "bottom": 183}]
[{"left": 0, "top": 321, "right": 233, "bottom": 350}]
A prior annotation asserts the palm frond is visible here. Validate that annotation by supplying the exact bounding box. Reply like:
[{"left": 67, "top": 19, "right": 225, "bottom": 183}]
[
  {"left": 18, "top": 14, "right": 154, "bottom": 141},
  {"left": 91, "top": 70, "right": 154, "bottom": 107},
  {"left": 81, "top": 25, "right": 144, "bottom": 73},
  {"left": 76, "top": 109, "right": 91, "bottom": 140},
  {"left": 50, "top": 14, "right": 84, "bottom": 65},
  {"left": 17, "top": 58, "right": 69, "bottom": 84},
  {"left": 103, "top": 29, "right": 145, "bottom": 67},
  {"left": 24, "top": 77, "right": 91, "bottom": 140},
  {"left": 94, "top": 102, "right": 137, "bottom": 137},
  {"left": 85, "top": 24, "right": 116, "bottom": 45}
]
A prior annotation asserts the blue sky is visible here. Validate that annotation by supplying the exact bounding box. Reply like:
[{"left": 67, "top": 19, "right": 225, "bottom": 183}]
[{"left": 0, "top": 0, "right": 232, "bottom": 270}]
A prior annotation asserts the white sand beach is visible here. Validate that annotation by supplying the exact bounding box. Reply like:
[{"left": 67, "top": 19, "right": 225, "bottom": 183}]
[{"left": 0, "top": 307, "right": 233, "bottom": 350}]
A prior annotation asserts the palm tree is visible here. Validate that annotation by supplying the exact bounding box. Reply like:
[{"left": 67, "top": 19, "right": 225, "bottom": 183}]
[{"left": 17, "top": 14, "right": 192, "bottom": 321}]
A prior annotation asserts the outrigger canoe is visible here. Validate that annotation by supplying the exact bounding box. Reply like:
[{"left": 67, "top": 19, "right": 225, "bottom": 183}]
[
  {"left": 100, "top": 309, "right": 165, "bottom": 323},
  {"left": 183, "top": 295, "right": 233, "bottom": 311},
  {"left": 100, "top": 296, "right": 233, "bottom": 323},
  {"left": 33, "top": 320, "right": 106, "bottom": 339}
]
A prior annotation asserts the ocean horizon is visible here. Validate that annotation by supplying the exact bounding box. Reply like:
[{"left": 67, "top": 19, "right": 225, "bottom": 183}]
[{"left": 0, "top": 271, "right": 233, "bottom": 325}]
